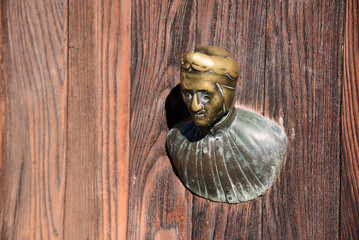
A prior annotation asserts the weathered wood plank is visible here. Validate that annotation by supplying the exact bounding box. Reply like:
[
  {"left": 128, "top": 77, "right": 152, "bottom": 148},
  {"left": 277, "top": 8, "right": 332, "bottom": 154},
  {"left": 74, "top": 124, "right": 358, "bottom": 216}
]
[
  {"left": 191, "top": 1, "right": 266, "bottom": 239},
  {"left": 195, "top": 0, "right": 267, "bottom": 112},
  {"left": 263, "top": 0, "right": 344, "bottom": 239},
  {"left": 65, "top": 0, "right": 130, "bottom": 238},
  {"left": 96, "top": 1, "right": 131, "bottom": 239},
  {"left": 0, "top": 0, "right": 352, "bottom": 239},
  {"left": 128, "top": 0, "right": 196, "bottom": 239},
  {"left": 0, "top": 0, "right": 68, "bottom": 239},
  {"left": 65, "top": 0, "right": 101, "bottom": 237},
  {"left": 341, "top": 0, "right": 359, "bottom": 238}
]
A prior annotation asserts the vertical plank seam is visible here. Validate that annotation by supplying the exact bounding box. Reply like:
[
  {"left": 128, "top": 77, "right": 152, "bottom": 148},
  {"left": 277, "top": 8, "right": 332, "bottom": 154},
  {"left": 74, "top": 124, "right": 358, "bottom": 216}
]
[
  {"left": 340, "top": 0, "right": 347, "bottom": 237},
  {"left": 262, "top": 0, "right": 268, "bottom": 117},
  {"left": 125, "top": 0, "right": 132, "bottom": 238},
  {"left": 62, "top": 0, "right": 70, "bottom": 237},
  {"left": 191, "top": 0, "right": 197, "bottom": 237},
  {"left": 339, "top": 0, "right": 348, "bottom": 238},
  {"left": 126, "top": 0, "right": 132, "bottom": 238},
  {"left": 127, "top": 0, "right": 132, "bottom": 234},
  {"left": 261, "top": 0, "right": 268, "bottom": 239}
]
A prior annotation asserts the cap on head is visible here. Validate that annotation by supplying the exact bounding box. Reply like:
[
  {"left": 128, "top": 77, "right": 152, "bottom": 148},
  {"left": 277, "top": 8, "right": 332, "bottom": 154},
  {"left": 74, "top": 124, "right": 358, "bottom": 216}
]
[
  {"left": 181, "top": 46, "right": 239, "bottom": 79},
  {"left": 180, "top": 46, "right": 239, "bottom": 111}
]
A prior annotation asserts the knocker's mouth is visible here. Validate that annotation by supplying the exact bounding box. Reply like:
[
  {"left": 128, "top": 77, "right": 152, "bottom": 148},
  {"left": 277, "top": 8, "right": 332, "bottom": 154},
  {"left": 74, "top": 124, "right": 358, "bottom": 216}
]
[{"left": 193, "top": 110, "right": 206, "bottom": 117}]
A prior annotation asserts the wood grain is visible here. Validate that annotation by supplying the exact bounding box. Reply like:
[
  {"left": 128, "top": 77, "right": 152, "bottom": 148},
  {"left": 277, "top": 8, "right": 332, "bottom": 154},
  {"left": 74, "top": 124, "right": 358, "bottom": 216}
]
[
  {"left": 191, "top": 1, "right": 266, "bottom": 239},
  {"left": 263, "top": 0, "right": 344, "bottom": 239},
  {"left": 341, "top": 0, "right": 359, "bottom": 238},
  {"left": 65, "top": 0, "right": 102, "bottom": 237},
  {"left": 0, "top": 0, "right": 68, "bottom": 239},
  {"left": 0, "top": 0, "right": 352, "bottom": 239},
  {"left": 128, "top": 0, "right": 196, "bottom": 239},
  {"left": 96, "top": 0, "right": 131, "bottom": 239},
  {"left": 195, "top": 0, "right": 267, "bottom": 112},
  {"left": 65, "top": 0, "right": 130, "bottom": 239}
]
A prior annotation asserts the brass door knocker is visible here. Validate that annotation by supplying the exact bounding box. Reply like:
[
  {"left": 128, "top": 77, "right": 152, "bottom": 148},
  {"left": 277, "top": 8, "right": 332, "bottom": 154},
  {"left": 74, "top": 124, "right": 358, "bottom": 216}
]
[{"left": 166, "top": 46, "right": 287, "bottom": 203}]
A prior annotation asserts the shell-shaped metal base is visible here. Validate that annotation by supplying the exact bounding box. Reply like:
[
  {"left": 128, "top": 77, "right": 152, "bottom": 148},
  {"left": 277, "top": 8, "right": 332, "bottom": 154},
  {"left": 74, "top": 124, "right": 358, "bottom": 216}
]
[{"left": 166, "top": 108, "right": 287, "bottom": 203}]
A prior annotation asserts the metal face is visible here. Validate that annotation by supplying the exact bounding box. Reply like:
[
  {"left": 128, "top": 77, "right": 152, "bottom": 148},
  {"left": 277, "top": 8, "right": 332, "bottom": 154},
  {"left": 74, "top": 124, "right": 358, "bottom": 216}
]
[{"left": 180, "top": 73, "right": 226, "bottom": 129}]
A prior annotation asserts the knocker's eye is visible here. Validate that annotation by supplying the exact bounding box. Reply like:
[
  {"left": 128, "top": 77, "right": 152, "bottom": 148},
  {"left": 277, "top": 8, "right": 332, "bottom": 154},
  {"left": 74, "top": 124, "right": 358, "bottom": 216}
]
[
  {"left": 184, "top": 92, "right": 192, "bottom": 101},
  {"left": 199, "top": 91, "right": 210, "bottom": 101}
]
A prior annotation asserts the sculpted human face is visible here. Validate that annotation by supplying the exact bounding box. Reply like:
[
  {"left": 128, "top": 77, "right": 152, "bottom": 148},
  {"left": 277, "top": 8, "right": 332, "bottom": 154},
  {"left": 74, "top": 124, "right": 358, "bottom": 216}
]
[{"left": 181, "top": 74, "right": 227, "bottom": 128}]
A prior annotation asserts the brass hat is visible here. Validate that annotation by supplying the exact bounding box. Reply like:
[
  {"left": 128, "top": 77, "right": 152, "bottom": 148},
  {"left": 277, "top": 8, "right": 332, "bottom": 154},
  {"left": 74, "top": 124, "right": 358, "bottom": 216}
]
[{"left": 181, "top": 46, "right": 240, "bottom": 81}]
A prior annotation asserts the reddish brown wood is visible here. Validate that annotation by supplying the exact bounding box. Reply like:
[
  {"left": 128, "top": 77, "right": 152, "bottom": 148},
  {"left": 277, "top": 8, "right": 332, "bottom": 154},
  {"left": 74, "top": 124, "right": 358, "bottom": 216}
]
[
  {"left": 0, "top": 0, "right": 68, "bottom": 239},
  {"left": 128, "top": 1, "right": 196, "bottom": 239},
  {"left": 95, "top": 1, "right": 131, "bottom": 238},
  {"left": 263, "top": 0, "right": 344, "bottom": 239},
  {"left": 65, "top": 0, "right": 102, "bottom": 237},
  {"left": 65, "top": 0, "right": 130, "bottom": 239},
  {"left": 116, "top": 1, "right": 131, "bottom": 238},
  {"left": 0, "top": 0, "right": 351, "bottom": 239},
  {"left": 191, "top": 1, "right": 266, "bottom": 239},
  {"left": 0, "top": 1, "right": 9, "bottom": 238},
  {"left": 341, "top": 0, "right": 359, "bottom": 238}
]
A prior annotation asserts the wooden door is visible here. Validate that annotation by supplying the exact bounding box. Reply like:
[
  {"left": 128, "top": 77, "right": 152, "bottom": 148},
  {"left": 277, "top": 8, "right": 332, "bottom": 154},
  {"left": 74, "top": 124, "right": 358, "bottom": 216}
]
[{"left": 0, "top": 0, "right": 357, "bottom": 239}]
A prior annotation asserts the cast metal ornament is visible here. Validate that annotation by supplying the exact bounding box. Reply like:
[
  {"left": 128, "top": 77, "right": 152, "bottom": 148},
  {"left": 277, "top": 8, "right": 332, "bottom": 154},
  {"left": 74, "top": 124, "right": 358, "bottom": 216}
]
[{"left": 166, "top": 46, "right": 288, "bottom": 203}]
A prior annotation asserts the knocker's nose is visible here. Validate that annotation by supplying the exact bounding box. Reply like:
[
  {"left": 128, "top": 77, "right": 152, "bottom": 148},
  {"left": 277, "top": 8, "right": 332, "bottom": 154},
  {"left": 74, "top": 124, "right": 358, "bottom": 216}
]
[{"left": 191, "top": 94, "right": 203, "bottom": 112}]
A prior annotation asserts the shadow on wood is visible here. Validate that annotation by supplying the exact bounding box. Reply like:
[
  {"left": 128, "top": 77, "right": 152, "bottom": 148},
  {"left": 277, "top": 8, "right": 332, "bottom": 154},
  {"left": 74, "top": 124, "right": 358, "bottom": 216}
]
[{"left": 165, "top": 84, "right": 190, "bottom": 129}]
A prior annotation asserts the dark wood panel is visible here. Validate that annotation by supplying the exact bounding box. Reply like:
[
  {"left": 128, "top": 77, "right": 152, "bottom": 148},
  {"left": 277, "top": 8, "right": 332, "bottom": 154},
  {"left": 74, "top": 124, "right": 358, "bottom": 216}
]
[
  {"left": 128, "top": 0, "right": 196, "bottom": 239},
  {"left": 191, "top": 197, "right": 262, "bottom": 240},
  {"left": 195, "top": 0, "right": 266, "bottom": 111},
  {"left": 263, "top": 0, "right": 344, "bottom": 239},
  {"left": 341, "top": 0, "right": 359, "bottom": 238},
  {"left": 191, "top": 1, "right": 266, "bottom": 239},
  {"left": 65, "top": 0, "right": 130, "bottom": 239},
  {"left": 0, "top": 0, "right": 68, "bottom": 239}
]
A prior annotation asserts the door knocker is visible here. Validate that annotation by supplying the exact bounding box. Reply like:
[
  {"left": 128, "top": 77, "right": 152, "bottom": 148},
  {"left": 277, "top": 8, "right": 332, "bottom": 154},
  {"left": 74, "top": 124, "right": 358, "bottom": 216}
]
[{"left": 166, "top": 46, "right": 287, "bottom": 203}]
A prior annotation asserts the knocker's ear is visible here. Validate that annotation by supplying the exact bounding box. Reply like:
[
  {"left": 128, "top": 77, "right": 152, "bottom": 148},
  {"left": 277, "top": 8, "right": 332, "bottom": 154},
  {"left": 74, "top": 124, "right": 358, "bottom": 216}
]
[
  {"left": 215, "top": 83, "right": 228, "bottom": 113},
  {"left": 221, "top": 86, "right": 235, "bottom": 111}
]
